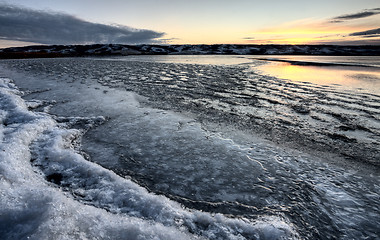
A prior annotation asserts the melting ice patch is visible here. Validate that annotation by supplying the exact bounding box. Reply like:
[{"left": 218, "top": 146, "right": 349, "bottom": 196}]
[{"left": 0, "top": 77, "right": 299, "bottom": 239}]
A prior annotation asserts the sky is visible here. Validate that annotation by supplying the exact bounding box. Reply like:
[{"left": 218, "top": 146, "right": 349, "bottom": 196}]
[{"left": 0, "top": 0, "right": 380, "bottom": 48}]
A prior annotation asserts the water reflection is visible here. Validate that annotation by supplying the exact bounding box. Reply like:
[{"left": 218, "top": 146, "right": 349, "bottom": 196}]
[
  {"left": 257, "top": 59, "right": 380, "bottom": 94},
  {"left": 97, "top": 54, "right": 380, "bottom": 94}
]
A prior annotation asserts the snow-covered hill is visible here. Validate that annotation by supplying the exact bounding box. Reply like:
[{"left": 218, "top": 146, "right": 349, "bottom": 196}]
[{"left": 1, "top": 44, "right": 379, "bottom": 58}]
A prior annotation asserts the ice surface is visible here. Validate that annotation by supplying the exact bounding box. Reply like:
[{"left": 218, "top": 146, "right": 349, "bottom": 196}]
[
  {"left": 0, "top": 77, "right": 299, "bottom": 239},
  {"left": 0, "top": 56, "right": 379, "bottom": 240}
]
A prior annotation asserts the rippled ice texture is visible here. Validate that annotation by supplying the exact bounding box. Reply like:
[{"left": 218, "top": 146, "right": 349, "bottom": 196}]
[
  {"left": 0, "top": 55, "right": 379, "bottom": 240},
  {"left": 0, "top": 77, "right": 297, "bottom": 240}
]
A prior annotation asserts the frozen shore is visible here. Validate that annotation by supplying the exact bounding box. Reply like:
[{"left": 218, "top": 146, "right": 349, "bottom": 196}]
[
  {"left": 0, "top": 78, "right": 298, "bottom": 239},
  {"left": 1, "top": 56, "right": 379, "bottom": 239}
]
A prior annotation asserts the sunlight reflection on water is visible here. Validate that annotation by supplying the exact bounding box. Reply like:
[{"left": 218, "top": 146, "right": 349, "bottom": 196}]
[{"left": 256, "top": 57, "right": 380, "bottom": 94}]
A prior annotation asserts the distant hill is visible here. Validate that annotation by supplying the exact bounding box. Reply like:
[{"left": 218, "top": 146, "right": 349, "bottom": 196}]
[{"left": 1, "top": 44, "right": 379, "bottom": 59}]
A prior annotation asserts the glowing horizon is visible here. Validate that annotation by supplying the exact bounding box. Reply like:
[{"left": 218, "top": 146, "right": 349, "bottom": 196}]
[
  {"left": 241, "top": 15, "right": 380, "bottom": 45},
  {"left": 0, "top": 0, "right": 379, "bottom": 47}
]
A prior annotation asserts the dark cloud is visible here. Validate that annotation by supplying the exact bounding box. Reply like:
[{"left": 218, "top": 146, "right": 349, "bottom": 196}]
[
  {"left": 331, "top": 8, "right": 380, "bottom": 22},
  {"left": 0, "top": 4, "right": 165, "bottom": 45},
  {"left": 361, "top": 34, "right": 380, "bottom": 38},
  {"left": 157, "top": 38, "right": 181, "bottom": 44},
  {"left": 349, "top": 27, "right": 380, "bottom": 36}
]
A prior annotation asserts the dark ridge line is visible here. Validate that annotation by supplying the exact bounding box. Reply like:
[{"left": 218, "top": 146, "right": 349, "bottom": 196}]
[
  {"left": 1, "top": 43, "right": 380, "bottom": 59},
  {"left": 253, "top": 58, "right": 380, "bottom": 69}
]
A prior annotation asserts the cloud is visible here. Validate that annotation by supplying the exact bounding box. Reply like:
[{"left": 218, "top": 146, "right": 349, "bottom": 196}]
[
  {"left": 248, "top": 7, "right": 380, "bottom": 45},
  {"left": 331, "top": 8, "right": 380, "bottom": 22},
  {"left": 0, "top": 4, "right": 165, "bottom": 45},
  {"left": 349, "top": 27, "right": 380, "bottom": 36}
]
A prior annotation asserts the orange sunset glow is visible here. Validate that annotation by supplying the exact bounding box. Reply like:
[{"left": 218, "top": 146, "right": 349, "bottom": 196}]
[
  {"left": 245, "top": 16, "right": 380, "bottom": 45},
  {"left": 1, "top": 0, "right": 380, "bottom": 47}
]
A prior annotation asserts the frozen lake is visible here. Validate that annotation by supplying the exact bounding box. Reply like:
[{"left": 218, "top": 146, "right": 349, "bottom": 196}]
[{"left": 0, "top": 55, "right": 379, "bottom": 239}]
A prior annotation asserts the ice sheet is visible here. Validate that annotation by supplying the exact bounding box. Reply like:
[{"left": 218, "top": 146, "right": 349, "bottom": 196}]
[{"left": 0, "top": 77, "right": 298, "bottom": 239}]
